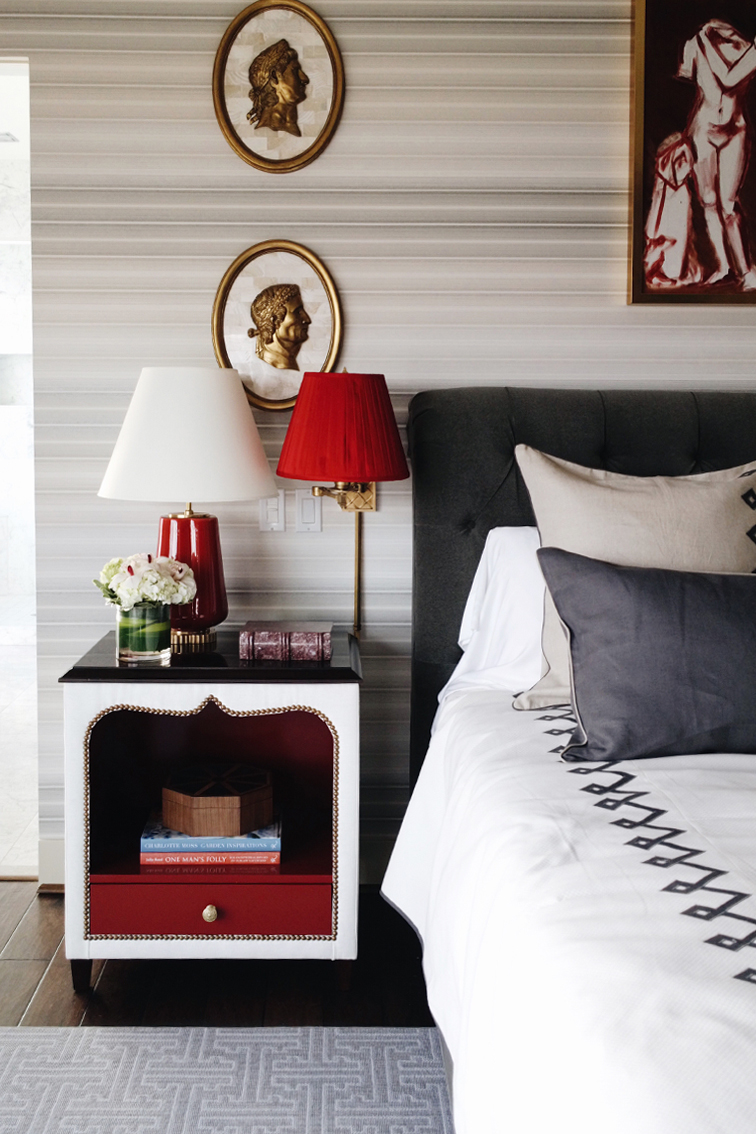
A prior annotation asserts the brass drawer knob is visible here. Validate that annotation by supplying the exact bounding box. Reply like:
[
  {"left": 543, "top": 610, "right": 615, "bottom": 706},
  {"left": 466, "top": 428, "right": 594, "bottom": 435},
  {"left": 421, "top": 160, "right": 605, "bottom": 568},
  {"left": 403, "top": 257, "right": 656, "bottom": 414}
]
[{"left": 202, "top": 904, "right": 218, "bottom": 923}]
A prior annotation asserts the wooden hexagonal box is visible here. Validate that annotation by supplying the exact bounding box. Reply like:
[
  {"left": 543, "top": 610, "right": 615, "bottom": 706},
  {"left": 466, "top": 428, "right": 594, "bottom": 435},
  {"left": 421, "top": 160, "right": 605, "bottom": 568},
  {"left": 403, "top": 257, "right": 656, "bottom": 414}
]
[{"left": 162, "top": 763, "right": 273, "bottom": 837}]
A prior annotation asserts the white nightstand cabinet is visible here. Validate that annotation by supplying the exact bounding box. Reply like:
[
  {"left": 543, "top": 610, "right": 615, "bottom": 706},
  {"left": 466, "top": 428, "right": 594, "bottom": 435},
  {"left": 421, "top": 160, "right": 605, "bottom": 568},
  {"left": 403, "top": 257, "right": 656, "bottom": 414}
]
[{"left": 60, "top": 630, "right": 361, "bottom": 991}]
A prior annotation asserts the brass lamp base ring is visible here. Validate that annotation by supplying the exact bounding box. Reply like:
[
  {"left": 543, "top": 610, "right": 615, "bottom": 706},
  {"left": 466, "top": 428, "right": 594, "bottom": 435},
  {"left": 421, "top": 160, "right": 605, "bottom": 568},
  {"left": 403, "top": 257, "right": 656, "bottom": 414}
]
[{"left": 171, "top": 628, "right": 218, "bottom": 653}]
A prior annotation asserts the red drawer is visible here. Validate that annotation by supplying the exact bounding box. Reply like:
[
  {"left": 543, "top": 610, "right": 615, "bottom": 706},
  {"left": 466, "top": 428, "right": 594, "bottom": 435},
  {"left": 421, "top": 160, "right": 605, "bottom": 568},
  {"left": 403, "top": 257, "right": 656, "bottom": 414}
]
[{"left": 89, "top": 883, "right": 333, "bottom": 936}]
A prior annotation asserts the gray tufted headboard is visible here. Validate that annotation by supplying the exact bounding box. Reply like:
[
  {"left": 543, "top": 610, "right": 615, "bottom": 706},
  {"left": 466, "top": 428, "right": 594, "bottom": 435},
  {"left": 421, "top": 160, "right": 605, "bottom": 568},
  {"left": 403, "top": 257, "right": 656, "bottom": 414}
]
[{"left": 407, "top": 387, "right": 756, "bottom": 783}]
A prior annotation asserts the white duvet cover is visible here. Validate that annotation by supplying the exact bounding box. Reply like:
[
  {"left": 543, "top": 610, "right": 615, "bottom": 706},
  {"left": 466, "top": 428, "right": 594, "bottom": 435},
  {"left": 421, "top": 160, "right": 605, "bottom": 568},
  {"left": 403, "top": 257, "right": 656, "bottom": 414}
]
[{"left": 382, "top": 692, "right": 756, "bottom": 1134}]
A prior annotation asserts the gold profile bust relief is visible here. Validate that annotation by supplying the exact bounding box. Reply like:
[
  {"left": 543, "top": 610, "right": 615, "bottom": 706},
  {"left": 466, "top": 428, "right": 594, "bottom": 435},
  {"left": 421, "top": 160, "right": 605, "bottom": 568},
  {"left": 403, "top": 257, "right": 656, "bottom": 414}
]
[
  {"left": 212, "top": 238, "right": 342, "bottom": 410},
  {"left": 247, "top": 39, "right": 309, "bottom": 137},
  {"left": 213, "top": 1, "right": 345, "bottom": 174},
  {"left": 248, "top": 283, "right": 312, "bottom": 371}
]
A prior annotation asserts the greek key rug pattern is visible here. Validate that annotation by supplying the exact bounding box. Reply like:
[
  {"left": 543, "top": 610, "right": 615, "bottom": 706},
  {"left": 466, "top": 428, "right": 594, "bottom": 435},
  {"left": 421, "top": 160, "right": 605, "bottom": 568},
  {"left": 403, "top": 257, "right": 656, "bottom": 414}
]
[{"left": 0, "top": 1027, "right": 452, "bottom": 1134}]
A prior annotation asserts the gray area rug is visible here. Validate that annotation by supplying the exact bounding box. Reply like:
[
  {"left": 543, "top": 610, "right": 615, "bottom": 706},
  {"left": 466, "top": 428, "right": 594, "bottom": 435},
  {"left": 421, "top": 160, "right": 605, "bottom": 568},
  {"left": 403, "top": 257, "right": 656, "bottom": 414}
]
[{"left": 0, "top": 1026, "right": 453, "bottom": 1133}]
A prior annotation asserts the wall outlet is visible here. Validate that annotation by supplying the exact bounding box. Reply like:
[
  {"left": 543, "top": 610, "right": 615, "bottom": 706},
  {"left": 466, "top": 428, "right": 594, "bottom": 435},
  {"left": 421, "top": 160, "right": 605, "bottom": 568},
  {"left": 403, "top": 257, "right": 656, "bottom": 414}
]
[
  {"left": 259, "top": 489, "right": 286, "bottom": 531},
  {"left": 295, "top": 489, "right": 322, "bottom": 532}
]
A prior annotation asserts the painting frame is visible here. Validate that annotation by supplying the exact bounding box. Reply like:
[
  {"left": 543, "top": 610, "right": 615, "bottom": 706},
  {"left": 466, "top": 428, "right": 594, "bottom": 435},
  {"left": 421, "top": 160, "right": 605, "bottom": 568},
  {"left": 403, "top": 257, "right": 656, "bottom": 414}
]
[
  {"left": 211, "top": 239, "right": 343, "bottom": 412},
  {"left": 212, "top": 0, "right": 345, "bottom": 175},
  {"left": 631, "top": 0, "right": 756, "bottom": 303}
]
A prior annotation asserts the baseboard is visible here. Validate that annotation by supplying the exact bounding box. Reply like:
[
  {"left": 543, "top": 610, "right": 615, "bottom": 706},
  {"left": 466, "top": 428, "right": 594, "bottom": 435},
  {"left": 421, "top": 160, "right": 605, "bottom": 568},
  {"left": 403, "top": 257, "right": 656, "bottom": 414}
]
[{"left": 38, "top": 838, "right": 65, "bottom": 887}]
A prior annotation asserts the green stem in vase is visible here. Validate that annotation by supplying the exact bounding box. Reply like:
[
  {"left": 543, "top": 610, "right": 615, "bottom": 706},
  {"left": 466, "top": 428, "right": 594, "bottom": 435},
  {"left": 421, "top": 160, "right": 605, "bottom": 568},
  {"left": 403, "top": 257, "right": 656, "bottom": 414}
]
[{"left": 117, "top": 603, "right": 171, "bottom": 656}]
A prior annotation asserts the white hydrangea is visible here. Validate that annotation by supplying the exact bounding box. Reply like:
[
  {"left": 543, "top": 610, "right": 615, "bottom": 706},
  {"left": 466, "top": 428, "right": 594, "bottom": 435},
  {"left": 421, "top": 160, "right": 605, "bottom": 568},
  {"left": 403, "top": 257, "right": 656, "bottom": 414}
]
[{"left": 94, "top": 552, "right": 197, "bottom": 611}]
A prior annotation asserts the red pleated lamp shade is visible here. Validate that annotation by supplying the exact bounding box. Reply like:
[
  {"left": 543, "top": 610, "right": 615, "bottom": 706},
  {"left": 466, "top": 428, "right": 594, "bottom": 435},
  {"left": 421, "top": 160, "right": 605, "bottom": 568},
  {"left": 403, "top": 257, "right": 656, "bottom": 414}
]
[{"left": 277, "top": 372, "right": 409, "bottom": 482}]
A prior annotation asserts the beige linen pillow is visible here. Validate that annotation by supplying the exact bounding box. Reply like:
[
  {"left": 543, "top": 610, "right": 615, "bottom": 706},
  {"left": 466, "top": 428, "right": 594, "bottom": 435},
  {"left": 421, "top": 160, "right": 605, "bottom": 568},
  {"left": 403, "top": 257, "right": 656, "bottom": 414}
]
[{"left": 514, "top": 444, "right": 756, "bottom": 709}]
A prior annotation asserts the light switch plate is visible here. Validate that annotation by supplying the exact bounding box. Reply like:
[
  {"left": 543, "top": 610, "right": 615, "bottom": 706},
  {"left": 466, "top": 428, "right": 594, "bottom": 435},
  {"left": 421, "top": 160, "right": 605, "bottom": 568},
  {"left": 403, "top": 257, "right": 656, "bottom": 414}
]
[
  {"left": 259, "top": 490, "right": 286, "bottom": 531},
  {"left": 295, "top": 489, "right": 322, "bottom": 532}
]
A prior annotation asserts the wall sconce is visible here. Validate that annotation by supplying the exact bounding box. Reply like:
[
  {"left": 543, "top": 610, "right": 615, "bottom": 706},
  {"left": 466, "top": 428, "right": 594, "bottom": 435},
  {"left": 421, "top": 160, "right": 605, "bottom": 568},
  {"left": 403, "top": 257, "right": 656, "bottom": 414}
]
[{"left": 276, "top": 371, "right": 409, "bottom": 637}]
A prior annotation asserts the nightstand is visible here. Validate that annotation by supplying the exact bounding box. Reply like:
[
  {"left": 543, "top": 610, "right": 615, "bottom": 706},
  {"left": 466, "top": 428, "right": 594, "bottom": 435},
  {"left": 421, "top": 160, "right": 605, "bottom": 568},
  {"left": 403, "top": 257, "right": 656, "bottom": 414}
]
[{"left": 59, "top": 629, "right": 361, "bottom": 992}]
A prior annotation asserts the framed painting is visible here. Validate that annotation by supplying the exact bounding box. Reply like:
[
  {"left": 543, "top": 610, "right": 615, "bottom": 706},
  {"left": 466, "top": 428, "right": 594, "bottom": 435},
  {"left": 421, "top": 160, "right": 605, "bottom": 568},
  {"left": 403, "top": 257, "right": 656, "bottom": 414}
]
[
  {"left": 631, "top": 0, "right": 756, "bottom": 302},
  {"left": 211, "top": 239, "right": 342, "bottom": 412},
  {"left": 212, "top": 0, "right": 345, "bottom": 174}
]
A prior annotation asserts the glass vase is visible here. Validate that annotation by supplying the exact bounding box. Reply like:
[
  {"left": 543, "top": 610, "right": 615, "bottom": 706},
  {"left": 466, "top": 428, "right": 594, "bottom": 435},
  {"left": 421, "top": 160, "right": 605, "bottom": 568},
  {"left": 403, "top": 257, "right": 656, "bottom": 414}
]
[{"left": 116, "top": 602, "right": 171, "bottom": 665}]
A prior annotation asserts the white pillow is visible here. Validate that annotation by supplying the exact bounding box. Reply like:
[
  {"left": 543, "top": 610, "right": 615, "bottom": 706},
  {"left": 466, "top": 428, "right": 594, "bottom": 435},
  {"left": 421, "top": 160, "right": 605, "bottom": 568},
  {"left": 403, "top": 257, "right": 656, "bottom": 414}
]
[
  {"left": 513, "top": 444, "right": 756, "bottom": 709},
  {"left": 437, "top": 526, "right": 545, "bottom": 711}
]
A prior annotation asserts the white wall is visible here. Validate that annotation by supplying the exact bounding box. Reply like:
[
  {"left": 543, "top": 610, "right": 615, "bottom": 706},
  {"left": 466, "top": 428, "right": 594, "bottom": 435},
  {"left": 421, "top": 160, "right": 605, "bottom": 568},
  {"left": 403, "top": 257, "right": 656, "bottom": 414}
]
[
  {"left": 0, "top": 59, "right": 35, "bottom": 646},
  {"left": 3, "top": 0, "right": 756, "bottom": 884}
]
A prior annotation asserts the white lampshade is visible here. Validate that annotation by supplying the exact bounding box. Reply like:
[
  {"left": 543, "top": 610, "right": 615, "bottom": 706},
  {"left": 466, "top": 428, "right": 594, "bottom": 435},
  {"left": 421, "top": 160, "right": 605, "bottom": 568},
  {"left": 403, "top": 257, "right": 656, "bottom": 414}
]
[{"left": 98, "top": 366, "right": 277, "bottom": 503}]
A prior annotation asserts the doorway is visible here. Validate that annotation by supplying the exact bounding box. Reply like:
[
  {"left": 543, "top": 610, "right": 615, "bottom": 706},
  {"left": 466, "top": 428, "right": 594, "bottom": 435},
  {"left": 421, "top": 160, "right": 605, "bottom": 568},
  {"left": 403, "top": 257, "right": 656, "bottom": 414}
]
[{"left": 0, "top": 58, "right": 38, "bottom": 878}]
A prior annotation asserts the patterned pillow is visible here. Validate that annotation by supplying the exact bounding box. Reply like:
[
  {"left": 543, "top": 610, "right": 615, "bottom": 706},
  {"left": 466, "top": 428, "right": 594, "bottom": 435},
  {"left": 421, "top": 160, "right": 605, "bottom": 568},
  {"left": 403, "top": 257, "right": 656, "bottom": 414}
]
[
  {"left": 514, "top": 445, "right": 756, "bottom": 709},
  {"left": 537, "top": 547, "right": 756, "bottom": 762}
]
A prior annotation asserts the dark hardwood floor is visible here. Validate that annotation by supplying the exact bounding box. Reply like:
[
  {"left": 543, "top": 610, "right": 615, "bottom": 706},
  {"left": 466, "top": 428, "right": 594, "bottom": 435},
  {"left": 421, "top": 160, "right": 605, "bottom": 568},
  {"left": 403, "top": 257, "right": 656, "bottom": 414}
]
[{"left": 0, "top": 882, "right": 433, "bottom": 1027}]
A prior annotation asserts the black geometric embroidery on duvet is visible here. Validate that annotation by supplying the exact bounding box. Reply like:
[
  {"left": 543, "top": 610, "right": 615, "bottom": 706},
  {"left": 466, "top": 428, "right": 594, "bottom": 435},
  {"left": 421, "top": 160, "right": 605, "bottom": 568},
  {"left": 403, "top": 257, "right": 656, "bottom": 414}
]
[
  {"left": 536, "top": 707, "right": 575, "bottom": 754},
  {"left": 537, "top": 711, "right": 756, "bottom": 985},
  {"left": 742, "top": 487, "right": 756, "bottom": 510}
]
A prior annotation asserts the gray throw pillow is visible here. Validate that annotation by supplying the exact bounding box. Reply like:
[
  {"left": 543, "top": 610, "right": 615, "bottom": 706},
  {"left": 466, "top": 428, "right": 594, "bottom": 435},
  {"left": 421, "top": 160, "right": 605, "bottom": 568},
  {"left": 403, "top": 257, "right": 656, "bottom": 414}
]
[
  {"left": 514, "top": 446, "right": 756, "bottom": 710},
  {"left": 537, "top": 546, "right": 756, "bottom": 763}
]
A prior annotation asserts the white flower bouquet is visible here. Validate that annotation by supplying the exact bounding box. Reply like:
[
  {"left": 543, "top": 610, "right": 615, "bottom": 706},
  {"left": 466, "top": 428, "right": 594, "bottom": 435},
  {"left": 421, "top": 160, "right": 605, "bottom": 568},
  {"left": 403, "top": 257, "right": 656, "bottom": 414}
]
[{"left": 94, "top": 552, "right": 197, "bottom": 612}]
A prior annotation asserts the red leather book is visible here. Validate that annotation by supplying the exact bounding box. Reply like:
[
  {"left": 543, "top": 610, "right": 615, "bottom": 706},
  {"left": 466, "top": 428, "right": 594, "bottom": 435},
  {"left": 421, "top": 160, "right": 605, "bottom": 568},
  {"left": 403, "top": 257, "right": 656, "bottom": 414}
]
[
  {"left": 140, "top": 851, "right": 280, "bottom": 865},
  {"left": 239, "top": 621, "right": 332, "bottom": 662}
]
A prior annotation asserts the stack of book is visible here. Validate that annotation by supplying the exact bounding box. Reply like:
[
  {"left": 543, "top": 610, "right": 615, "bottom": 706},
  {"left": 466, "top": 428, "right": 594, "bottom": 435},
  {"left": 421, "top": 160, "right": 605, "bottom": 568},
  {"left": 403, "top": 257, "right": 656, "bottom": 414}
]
[{"left": 140, "top": 814, "right": 282, "bottom": 870}]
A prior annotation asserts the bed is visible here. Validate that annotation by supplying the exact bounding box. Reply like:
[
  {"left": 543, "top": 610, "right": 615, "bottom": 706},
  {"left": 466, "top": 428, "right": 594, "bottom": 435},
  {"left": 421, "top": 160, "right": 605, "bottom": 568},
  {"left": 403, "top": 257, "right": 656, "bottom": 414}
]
[{"left": 381, "top": 388, "right": 756, "bottom": 1134}]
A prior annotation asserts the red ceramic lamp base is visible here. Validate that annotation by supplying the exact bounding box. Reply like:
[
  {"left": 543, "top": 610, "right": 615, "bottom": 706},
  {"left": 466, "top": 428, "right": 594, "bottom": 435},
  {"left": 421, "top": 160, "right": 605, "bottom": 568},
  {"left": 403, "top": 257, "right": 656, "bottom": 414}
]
[{"left": 157, "top": 513, "right": 229, "bottom": 636}]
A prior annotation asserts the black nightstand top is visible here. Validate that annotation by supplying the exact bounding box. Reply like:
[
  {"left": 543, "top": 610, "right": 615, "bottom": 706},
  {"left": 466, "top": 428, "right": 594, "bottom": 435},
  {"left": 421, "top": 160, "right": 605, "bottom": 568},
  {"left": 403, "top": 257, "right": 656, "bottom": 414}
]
[{"left": 59, "top": 627, "right": 361, "bottom": 684}]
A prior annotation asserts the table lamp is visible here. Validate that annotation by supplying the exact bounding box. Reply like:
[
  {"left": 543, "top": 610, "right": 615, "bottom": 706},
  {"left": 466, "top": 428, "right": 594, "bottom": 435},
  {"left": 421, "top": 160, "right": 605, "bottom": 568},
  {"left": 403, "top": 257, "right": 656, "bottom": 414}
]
[
  {"left": 276, "top": 370, "right": 409, "bottom": 636},
  {"left": 98, "top": 366, "right": 276, "bottom": 647}
]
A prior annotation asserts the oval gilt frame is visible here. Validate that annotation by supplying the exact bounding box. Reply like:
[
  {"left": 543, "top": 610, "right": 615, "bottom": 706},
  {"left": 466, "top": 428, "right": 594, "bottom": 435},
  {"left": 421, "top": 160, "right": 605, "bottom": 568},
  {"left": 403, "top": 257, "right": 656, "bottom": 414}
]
[
  {"left": 212, "top": 239, "right": 342, "bottom": 412},
  {"left": 213, "top": 0, "right": 345, "bottom": 174}
]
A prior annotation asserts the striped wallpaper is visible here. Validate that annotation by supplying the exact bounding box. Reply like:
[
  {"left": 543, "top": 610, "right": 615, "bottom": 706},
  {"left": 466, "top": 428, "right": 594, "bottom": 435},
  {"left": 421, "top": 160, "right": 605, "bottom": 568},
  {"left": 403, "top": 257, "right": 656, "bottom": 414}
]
[{"left": 2, "top": 0, "right": 755, "bottom": 882}]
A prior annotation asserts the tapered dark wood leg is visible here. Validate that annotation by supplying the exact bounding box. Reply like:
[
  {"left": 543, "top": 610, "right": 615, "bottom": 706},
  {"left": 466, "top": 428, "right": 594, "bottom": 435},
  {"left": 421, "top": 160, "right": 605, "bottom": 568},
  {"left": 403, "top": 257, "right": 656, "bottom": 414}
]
[{"left": 70, "top": 959, "right": 92, "bottom": 994}]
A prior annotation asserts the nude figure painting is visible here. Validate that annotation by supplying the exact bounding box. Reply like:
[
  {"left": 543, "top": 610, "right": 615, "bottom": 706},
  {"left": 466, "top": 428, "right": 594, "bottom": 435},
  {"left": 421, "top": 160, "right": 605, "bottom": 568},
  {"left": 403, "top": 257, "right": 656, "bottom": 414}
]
[{"left": 633, "top": 1, "right": 756, "bottom": 302}]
